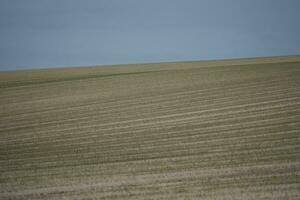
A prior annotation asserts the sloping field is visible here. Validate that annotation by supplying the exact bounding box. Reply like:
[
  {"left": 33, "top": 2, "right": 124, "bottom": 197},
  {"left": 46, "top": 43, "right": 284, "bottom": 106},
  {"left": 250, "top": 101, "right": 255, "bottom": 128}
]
[{"left": 0, "top": 56, "right": 300, "bottom": 199}]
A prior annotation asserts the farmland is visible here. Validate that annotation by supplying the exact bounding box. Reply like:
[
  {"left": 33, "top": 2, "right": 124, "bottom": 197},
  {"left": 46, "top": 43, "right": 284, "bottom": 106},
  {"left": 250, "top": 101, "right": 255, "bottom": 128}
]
[{"left": 0, "top": 56, "right": 300, "bottom": 199}]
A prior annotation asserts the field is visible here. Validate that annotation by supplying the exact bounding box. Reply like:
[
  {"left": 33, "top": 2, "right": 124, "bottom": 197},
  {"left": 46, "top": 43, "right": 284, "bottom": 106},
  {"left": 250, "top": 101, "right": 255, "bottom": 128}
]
[{"left": 0, "top": 56, "right": 300, "bottom": 199}]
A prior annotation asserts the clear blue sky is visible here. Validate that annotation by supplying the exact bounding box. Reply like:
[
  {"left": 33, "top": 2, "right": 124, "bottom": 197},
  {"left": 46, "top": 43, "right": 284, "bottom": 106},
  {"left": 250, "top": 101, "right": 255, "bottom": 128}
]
[{"left": 1, "top": 0, "right": 300, "bottom": 70}]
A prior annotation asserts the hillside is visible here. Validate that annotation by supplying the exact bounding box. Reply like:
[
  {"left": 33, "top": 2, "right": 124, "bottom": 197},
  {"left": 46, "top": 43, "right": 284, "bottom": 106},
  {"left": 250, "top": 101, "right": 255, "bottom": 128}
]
[{"left": 0, "top": 56, "right": 300, "bottom": 199}]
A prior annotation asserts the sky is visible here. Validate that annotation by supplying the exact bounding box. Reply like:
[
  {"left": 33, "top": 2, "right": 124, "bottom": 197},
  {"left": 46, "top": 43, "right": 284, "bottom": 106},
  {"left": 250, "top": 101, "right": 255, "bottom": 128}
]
[{"left": 0, "top": 0, "right": 300, "bottom": 70}]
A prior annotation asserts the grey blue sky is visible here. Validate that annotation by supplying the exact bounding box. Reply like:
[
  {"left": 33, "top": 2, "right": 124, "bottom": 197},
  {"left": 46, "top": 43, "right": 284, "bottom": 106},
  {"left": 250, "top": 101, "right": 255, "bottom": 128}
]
[{"left": 1, "top": 0, "right": 300, "bottom": 70}]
